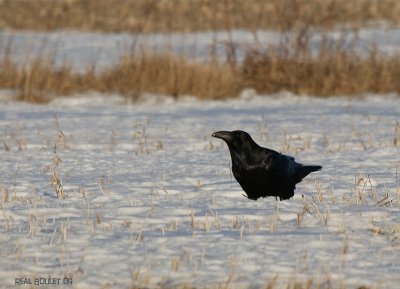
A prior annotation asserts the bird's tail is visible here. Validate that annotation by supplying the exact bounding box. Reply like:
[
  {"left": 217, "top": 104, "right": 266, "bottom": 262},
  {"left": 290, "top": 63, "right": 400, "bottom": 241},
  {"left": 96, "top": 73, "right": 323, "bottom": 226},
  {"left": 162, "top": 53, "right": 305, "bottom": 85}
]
[{"left": 296, "top": 165, "right": 322, "bottom": 181}]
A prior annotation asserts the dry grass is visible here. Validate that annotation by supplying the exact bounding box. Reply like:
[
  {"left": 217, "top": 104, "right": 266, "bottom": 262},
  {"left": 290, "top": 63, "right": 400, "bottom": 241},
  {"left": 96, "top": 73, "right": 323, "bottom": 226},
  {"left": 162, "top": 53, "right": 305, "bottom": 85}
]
[
  {"left": 241, "top": 42, "right": 400, "bottom": 97},
  {"left": 2, "top": 32, "right": 400, "bottom": 102},
  {"left": 1, "top": 0, "right": 400, "bottom": 33},
  {"left": 101, "top": 53, "right": 240, "bottom": 99},
  {"left": 0, "top": 44, "right": 240, "bottom": 102},
  {"left": 2, "top": 0, "right": 400, "bottom": 101}
]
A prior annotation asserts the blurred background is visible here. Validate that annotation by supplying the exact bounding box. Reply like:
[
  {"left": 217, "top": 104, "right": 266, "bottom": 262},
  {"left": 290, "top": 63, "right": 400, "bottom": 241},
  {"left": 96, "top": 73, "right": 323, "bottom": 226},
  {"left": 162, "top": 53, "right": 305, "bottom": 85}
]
[{"left": 1, "top": 0, "right": 400, "bottom": 102}]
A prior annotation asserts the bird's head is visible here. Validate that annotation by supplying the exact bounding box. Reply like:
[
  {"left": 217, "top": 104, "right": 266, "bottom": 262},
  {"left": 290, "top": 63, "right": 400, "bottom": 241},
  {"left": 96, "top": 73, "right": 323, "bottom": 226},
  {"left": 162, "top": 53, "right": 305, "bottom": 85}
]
[{"left": 212, "top": 130, "right": 258, "bottom": 155}]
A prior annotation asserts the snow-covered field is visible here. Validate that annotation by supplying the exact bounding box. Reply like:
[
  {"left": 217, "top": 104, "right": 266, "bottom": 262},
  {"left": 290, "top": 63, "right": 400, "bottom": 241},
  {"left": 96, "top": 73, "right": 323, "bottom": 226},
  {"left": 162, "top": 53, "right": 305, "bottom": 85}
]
[
  {"left": 0, "top": 93, "right": 399, "bottom": 288},
  {"left": 1, "top": 24, "right": 400, "bottom": 288}
]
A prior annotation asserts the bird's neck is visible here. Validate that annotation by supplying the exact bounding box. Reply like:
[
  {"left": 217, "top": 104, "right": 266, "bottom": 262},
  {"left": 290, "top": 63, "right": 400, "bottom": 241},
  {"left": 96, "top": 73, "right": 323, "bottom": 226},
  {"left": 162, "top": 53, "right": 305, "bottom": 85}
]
[
  {"left": 229, "top": 147, "right": 251, "bottom": 169},
  {"left": 229, "top": 142, "right": 262, "bottom": 168}
]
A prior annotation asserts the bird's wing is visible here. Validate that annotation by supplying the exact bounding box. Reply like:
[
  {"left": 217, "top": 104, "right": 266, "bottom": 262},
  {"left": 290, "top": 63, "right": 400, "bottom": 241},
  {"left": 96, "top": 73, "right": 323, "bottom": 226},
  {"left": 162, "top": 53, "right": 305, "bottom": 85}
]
[{"left": 260, "top": 150, "right": 298, "bottom": 178}]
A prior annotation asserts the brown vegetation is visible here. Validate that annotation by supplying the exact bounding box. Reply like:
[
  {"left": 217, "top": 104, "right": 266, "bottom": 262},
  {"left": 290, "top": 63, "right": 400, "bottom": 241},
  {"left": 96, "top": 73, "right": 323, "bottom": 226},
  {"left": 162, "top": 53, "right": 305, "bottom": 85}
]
[
  {"left": 1, "top": 0, "right": 400, "bottom": 102},
  {"left": 0, "top": 45, "right": 240, "bottom": 102},
  {"left": 2, "top": 34, "right": 400, "bottom": 103},
  {"left": 1, "top": 0, "right": 400, "bottom": 33},
  {"left": 242, "top": 44, "right": 400, "bottom": 97}
]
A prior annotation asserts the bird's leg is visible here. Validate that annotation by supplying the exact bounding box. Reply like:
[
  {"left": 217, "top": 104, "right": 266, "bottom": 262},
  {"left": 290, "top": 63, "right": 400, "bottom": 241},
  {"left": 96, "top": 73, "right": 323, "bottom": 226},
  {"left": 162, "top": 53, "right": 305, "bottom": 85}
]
[{"left": 242, "top": 194, "right": 258, "bottom": 201}]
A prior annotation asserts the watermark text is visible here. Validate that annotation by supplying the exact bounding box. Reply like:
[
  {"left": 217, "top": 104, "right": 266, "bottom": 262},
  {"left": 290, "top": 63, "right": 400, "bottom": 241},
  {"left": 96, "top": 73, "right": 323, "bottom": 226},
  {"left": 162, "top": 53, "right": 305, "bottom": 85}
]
[{"left": 15, "top": 277, "right": 72, "bottom": 286}]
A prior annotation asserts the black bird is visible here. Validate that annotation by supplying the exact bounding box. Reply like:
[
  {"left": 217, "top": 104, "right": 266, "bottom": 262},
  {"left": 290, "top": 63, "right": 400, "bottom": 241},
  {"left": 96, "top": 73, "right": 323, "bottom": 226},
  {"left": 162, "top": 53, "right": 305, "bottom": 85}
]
[{"left": 212, "top": 130, "right": 322, "bottom": 201}]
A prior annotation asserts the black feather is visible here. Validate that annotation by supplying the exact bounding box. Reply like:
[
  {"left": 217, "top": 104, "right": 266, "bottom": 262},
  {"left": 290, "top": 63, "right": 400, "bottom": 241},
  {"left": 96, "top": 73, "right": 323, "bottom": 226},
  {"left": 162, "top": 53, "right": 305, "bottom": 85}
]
[{"left": 212, "top": 130, "right": 322, "bottom": 201}]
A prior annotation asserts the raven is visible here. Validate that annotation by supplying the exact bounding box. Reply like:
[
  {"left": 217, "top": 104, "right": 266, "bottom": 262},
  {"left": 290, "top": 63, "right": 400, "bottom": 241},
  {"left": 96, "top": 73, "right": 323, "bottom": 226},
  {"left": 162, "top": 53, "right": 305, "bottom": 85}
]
[{"left": 212, "top": 130, "right": 322, "bottom": 200}]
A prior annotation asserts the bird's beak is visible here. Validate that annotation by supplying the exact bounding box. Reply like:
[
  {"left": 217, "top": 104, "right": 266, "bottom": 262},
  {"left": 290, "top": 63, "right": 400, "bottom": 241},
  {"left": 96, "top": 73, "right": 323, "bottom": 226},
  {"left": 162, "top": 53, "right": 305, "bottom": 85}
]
[{"left": 212, "top": 131, "right": 233, "bottom": 142}]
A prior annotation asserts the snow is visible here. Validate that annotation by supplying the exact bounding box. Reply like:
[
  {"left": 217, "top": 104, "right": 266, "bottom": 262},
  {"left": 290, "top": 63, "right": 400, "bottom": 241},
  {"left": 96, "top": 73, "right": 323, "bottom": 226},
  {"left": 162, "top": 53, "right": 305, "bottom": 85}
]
[
  {"left": 1, "top": 23, "right": 400, "bottom": 288},
  {"left": 0, "top": 93, "right": 399, "bottom": 288}
]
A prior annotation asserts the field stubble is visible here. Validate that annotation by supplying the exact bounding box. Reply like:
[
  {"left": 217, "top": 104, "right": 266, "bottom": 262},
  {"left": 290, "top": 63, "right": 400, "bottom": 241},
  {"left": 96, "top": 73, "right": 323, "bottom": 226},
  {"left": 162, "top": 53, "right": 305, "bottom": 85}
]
[
  {"left": 1, "top": 2, "right": 400, "bottom": 288},
  {"left": 1, "top": 103, "right": 399, "bottom": 288}
]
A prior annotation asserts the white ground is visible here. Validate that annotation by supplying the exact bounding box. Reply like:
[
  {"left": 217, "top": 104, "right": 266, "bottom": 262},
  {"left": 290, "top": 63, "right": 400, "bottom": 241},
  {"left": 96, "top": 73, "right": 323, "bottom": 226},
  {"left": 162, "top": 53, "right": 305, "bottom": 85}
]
[
  {"left": 1, "top": 26, "right": 400, "bottom": 288},
  {"left": 0, "top": 93, "right": 399, "bottom": 288}
]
